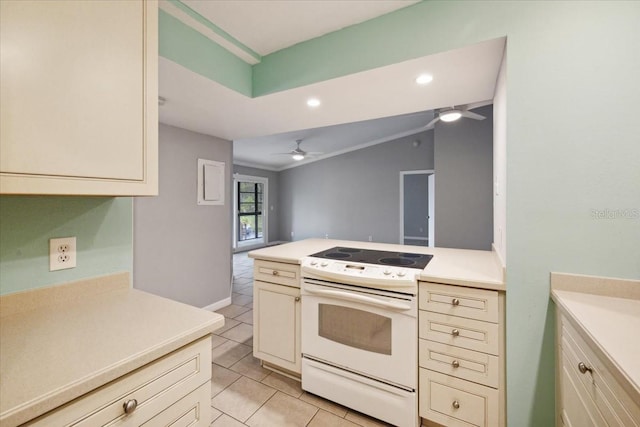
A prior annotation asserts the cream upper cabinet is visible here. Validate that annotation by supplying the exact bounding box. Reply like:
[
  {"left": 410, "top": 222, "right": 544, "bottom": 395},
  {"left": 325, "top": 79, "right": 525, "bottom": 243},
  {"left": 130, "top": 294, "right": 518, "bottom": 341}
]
[{"left": 0, "top": 0, "right": 158, "bottom": 195}]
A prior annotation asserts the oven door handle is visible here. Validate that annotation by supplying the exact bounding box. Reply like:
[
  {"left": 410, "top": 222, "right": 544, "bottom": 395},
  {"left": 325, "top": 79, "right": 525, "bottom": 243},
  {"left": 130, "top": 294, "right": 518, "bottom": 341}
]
[{"left": 304, "top": 287, "right": 412, "bottom": 311}]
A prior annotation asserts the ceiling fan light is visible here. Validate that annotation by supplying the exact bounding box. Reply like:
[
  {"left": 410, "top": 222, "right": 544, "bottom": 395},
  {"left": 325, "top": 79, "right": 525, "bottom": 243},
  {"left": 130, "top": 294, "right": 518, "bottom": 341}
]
[
  {"left": 292, "top": 153, "right": 305, "bottom": 161},
  {"left": 415, "top": 74, "right": 433, "bottom": 85},
  {"left": 306, "top": 98, "right": 321, "bottom": 108},
  {"left": 440, "top": 110, "right": 462, "bottom": 122}
]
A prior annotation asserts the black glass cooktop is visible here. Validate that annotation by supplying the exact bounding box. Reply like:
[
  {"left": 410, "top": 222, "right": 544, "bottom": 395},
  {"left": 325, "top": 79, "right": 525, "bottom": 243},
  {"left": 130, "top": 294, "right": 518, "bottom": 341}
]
[{"left": 310, "top": 247, "right": 433, "bottom": 269}]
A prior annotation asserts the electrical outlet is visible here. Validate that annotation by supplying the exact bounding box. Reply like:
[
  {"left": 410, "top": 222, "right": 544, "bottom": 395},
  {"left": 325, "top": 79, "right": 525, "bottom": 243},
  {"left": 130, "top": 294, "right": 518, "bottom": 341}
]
[
  {"left": 50, "top": 237, "right": 76, "bottom": 271},
  {"left": 368, "top": 235, "right": 373, "bottom": 242}
]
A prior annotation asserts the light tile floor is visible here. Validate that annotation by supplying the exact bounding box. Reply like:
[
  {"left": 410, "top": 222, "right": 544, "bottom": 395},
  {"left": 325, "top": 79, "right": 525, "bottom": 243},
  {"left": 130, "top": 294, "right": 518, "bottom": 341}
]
[{"left": 209, "top": 251, "right": 393, "bottom": 427}]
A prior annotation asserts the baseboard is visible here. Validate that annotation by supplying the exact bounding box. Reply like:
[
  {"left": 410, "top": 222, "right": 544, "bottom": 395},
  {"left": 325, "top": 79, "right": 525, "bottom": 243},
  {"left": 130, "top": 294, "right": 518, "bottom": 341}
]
[
  {"left": 234, "top": 240, "right": 289, "bottom": 254},
  {"left": 202, "top": 296, "right": 231, "bottom": 312}
]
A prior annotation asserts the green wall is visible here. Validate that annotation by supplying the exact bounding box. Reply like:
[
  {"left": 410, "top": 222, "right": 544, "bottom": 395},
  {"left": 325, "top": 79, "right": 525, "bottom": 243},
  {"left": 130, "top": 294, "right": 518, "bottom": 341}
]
[
  {"left": 159, "top": 9, "right": 253, "bottom": 97},
  {"left": 161, "top": 2, "right": 640, "bottom": 425},
  {"left": 0, "top": 197, "right": 133, "bottom": 295}
]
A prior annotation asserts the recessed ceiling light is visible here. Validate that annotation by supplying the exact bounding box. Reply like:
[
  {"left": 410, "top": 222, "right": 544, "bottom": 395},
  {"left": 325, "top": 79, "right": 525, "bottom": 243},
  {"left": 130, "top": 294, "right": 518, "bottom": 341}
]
[
  {"left": 306, "top": 98, "right": 321, "bottom": 108},
  {"left": 440, "top": 110, "right": 462, "bottom": 122},
  {"left": 415, "top": 74, "right": 433, "bottom": 85}
]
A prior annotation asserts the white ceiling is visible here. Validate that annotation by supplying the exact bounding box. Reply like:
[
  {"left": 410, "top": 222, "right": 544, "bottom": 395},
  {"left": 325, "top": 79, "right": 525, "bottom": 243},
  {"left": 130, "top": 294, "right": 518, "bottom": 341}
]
[
  {"left": 181, "top": 0, "right": 420, "bottom": 56},
  {"left": 158, "top": 3, "right": 506, "bottom": 170}
]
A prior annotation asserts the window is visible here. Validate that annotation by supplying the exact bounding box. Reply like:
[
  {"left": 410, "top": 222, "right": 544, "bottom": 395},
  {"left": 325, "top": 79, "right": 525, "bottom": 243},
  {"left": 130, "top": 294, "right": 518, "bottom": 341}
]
[{"left": 237, "top": 181, "right": 263, "bottom": 242}]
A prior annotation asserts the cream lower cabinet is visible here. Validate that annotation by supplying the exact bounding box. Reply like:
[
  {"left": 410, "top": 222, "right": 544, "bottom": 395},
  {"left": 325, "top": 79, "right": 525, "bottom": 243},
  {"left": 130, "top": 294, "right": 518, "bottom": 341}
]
[
  {"left": 253, "top": 260, "right": 301, "bottom": 375},
  {"left": 418, "top": 282, "right": 505, "bottom": 427},
  {"left": 557, "top": 314, "right": 640, "bottom": 427},
  {"left": 25, "top": 336, "right": 212, "bottom": 426},
  {"left": 0, "top": 0, "right": 158, "bottom": 196}
]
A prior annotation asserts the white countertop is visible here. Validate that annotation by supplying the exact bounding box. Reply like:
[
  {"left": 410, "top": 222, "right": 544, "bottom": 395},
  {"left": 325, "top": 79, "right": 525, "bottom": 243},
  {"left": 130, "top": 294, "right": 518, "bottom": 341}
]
[
  {"left": 0, "top": 274, "right": 224, "bottom": 426},
  {"left": 249, "top": 239, "right": 505, "bottom": 290},
  {"left": 551, "top": 273, "right": 640, "bottom": 404}
]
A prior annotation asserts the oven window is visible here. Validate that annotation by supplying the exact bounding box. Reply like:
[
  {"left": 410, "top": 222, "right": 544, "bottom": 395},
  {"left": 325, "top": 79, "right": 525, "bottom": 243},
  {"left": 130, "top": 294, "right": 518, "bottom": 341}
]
[{"left": 318, "top": 304, "right": 392, "bottom": 355}]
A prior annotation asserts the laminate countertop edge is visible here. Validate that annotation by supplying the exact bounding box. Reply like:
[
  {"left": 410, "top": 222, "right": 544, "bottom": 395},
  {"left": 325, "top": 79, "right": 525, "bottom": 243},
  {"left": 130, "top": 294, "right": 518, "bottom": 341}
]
[{"left": 0, "top": 276, "right": 225, "bottom": 427}]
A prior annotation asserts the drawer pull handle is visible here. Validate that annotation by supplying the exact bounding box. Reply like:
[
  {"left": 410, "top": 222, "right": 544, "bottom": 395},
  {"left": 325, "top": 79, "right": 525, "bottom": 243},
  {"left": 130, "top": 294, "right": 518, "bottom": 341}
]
[
  {"left": 295, "top": 297, "right": 300, "bottom": 302},
  {"left": 452, "top": 400, "right": 460, "bottom": 409},
  {"left": 272, "top": 270, "right": 279, "bottom": 276},
  {"left": 123, "top": 399, "right": 138, "bottom": 415},
  {"left": 451, "top": 360, "right": 460, "bottom": 368},
  {"left": 578, "top": 362, "right": 593, "bottom": 374},
  {"left": 452, "top": 298, "right": 460, "bottom": 306},
  {"left": 451, "top": 329, "right": 460, "bottom": 337}
]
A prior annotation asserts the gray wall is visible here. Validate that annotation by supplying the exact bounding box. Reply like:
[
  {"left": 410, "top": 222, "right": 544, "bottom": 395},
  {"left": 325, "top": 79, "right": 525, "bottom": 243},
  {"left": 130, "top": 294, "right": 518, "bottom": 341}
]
[
  {"left": 279, "top": 131, "right": 434, "bottom": 244},
  {"left": 233, "top": 165, "right": 280, "bottom": 242},
  {"left": 134, "top": 124, "right": 232, "bottom": 307},
  {"left": 434, "top": 105, "right": 493, "bottom": 250}
]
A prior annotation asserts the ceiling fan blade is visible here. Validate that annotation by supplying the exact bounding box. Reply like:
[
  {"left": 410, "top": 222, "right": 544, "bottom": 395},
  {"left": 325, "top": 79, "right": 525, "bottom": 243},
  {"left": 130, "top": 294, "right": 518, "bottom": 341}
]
[
  {"left": 425, "top": 117, "right": 440, "bottom": 129},
  {"left": 306, "top": 151, "right": 324, "bottom": 155},
  {"left": 270, "top": 152, "right": 294, "bottom": 155},
  {"left": 464, "top": 100, "right": 493, "bottom": 110},
  {"left": 461, "top": 111, "right": 486, "bottom": 120}
]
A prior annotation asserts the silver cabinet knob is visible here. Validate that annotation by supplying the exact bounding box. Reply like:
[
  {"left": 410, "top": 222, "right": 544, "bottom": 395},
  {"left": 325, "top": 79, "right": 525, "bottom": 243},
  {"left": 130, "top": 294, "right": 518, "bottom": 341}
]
[
  {"left": 123, "top": 399, "right": 138, "bottom": 414},
  {"left": 451, "top": 360, "right": 460, "bottom": 368},
  {"left": 295, "top": 297, "right": 300, "bottom": 302},
  {"left": 578, "top": 362, "right": 593, "bottom": 374},
  {"left": 452, "top": 400, "right": 460, "bottom": 409},
  {"left": 451, "top": 329, "right": 460, "bottom": 337},
  {"left": 272, "top": 270, "right": 279, "bottom": 276},
  {"left": 452, "top": 298, "right": 460, "bottom": 306}
]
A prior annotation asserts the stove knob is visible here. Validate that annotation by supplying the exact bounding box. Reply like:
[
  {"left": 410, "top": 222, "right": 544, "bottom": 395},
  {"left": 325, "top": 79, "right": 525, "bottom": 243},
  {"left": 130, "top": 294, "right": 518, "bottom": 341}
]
[
  {"left": 321, "top": 262, "right": 329, "bottom": 267},
  {"left": 310, "top": 260, "right": 318, "bottom": 266},
  {"left": 383, "top": 269, "right": 392, "bottom": 276},
  {"left": 397, "top": 269, "right": 406, "bottom": 277}
]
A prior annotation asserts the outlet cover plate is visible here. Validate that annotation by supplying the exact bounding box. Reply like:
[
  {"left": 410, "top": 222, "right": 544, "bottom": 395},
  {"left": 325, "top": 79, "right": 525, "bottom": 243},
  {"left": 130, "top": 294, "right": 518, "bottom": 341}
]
[{"left": 49, "top": 237, "right": 76, "bottom": 271}]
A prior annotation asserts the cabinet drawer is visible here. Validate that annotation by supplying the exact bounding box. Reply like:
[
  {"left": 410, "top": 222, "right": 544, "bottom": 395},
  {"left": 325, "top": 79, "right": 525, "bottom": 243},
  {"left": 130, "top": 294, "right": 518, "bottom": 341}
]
[
  {"left": 419, "top": 311, "right": 499, "bottom": 355},
  {"left": 419, "top": 368, "right": 498, "bottom": 427},
  {"left": 254, "top": 260, "right": 300, "bottom": 287},
  {"left": 560, "top": 349, "right": 606, "bottom": 427},
  {"left": 419, "top": 339, "right": 499, "bottom": 388},
  {"left": 27, "top": 337, "right": 212, "bottom": 426},
  {"left": 419, "top": 283, "right": 498, "bottom": 323},
  {"left": 142, "top": 383, "right": 210, "bottom": 427},
  {"left": 561, "top": 317, "right": 640, "bottom": 427}
]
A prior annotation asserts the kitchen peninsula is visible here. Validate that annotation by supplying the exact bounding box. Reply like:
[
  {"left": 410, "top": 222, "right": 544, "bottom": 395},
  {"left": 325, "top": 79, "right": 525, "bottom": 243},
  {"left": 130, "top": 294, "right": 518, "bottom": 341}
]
[
  {"left": 249, "top": 239, "right": 506, "bottom": 427},
  {"left": 249, "top": 239, "right": 505, "bottom": 290}
]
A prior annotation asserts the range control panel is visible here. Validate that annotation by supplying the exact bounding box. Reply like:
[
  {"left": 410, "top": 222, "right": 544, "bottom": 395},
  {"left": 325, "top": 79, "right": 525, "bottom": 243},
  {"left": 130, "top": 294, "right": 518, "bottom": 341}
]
[{"left": 301, "top": 257, "right": 420, "bottom": 289}]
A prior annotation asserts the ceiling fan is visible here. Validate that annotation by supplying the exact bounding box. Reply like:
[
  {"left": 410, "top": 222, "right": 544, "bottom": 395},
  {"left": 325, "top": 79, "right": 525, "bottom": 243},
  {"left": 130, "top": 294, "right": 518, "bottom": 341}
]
[
  {"left": 425, "top": 105, "right": 486, "bottom": 130},
  {"left": 271, "top": 139, "right": 323, "bottom": 161}
]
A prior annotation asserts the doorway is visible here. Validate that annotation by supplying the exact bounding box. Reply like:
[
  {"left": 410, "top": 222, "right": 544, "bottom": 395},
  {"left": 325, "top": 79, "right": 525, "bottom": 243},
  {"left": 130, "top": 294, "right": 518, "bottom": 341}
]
[
  {"left": 399, "top": 170, "right": 434, "bottom": 247},
  {"left": 233, "top": 174, "right": 268, "bottom": 250}
]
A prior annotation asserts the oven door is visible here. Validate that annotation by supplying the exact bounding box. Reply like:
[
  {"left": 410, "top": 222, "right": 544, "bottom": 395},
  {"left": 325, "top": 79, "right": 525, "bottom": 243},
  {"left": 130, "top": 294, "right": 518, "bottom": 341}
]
[{"left": 301, "top": 279, "right": 417, "bottom": 389}]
